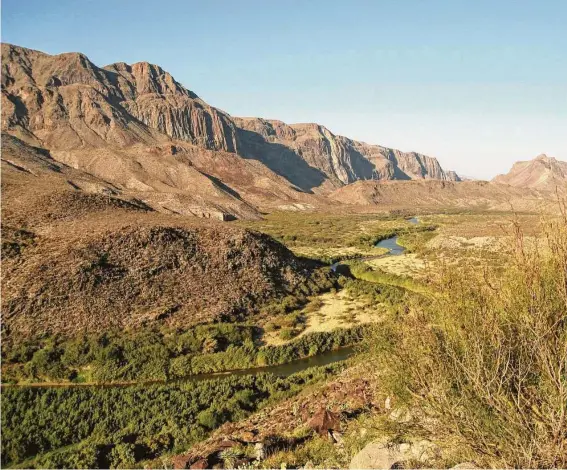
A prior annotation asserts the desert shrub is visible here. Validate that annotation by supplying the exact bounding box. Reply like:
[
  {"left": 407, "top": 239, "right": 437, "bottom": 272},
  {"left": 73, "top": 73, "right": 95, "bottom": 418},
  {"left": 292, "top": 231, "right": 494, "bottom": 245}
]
[
  {"left": 348, "top": 261, "right": 430, "bottom": 294},
  {"left": 370, "top": 215, "right": 567, "bottom": 467},
  {"left": 304, "top": 298, "right": 324, "bottom": 313},
  {"left": 279, "top": 328, "right": 297, "bottom": 341}
]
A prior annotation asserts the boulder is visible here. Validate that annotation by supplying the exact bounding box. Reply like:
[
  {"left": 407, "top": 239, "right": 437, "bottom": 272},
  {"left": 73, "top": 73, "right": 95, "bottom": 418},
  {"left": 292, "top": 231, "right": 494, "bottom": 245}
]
[
  {"left": 171, "top": 455, "right": 191, "bottom": 469},
  {"left": 217, "top": 439, "right": 239, "bottom": 449},
  {"left": 307, "top": 408, "right": 340, "bottom": 437},
  {"left": 189, "top": 459, "right": 209, "bottom": 469},
  {"left": 349, "top": 439, "right": 439, "bottom": 469}
]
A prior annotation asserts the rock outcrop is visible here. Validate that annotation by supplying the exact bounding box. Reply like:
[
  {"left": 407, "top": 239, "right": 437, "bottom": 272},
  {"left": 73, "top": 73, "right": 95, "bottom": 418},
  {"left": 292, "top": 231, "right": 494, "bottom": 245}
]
[
  {"left": 445, "top": 170, "right": 462, "bottom": 181},
  {"left": 493, "top": 154, "right": 567, "bottom": 191},
  {"left": 349, "top": 439, "right": 440, "bottom": 469},
  {"left": 235, "top": 117, "right": 455, "bottom": 191},
  {"left": 1, "top": 43, "right": 238, "bottom": 152}
]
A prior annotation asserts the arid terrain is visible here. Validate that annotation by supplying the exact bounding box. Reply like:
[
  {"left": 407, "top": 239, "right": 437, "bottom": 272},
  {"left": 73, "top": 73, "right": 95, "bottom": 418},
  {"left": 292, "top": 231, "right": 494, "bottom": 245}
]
[{"left": 1, "top": 42, "right": 566, "bottom": 470}]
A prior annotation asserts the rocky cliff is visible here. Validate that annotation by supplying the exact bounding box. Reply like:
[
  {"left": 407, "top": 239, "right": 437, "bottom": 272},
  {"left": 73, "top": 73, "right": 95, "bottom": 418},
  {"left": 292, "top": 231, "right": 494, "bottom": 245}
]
[
  {"left": 234, "top": 117, "right": 456, "bottom": 190},
  {"left": 1, "top": 43, "right": 238, "bottom": 152},
  {"left": 2, "top": 43, "right": 458, "bottom": 200},
  {"left": 493, "top": 154, "right": 567, "bottom": 191}
]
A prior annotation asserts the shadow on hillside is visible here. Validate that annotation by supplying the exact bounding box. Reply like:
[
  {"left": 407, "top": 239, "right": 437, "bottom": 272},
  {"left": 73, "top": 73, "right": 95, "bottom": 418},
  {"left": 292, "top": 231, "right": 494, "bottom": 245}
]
[
  {"left": 236, "top": 128, "right": 328, "bottom": 193},
  {"left": 347, "top": 147, "right": 378, "bottom": 181},
  {"left": 202, "top": 172, "right": 244, "bottom": 200}
]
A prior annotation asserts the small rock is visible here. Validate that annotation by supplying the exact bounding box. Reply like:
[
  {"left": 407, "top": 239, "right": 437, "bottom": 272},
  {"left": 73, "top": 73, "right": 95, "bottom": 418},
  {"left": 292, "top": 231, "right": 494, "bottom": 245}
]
[
  {"left": 255, "top": 442, "right": 265, "bottom": 461},
  {"left": 189, "top": 459, "right": 209, "bottom": 469},
  {"left": 451, "top": 463, "right": 479, "bottom": 469},
  {"left": 307, "top": 408, "right": 340, "bottom": 437},
  {"left": 330, "top": 430, "right": 344, "bottom": 446}
]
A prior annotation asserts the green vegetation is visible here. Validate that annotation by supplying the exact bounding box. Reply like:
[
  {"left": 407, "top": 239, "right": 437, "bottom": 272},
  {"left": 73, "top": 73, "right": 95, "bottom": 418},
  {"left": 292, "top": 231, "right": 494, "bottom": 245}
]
[
  {"left": 347, "top": 261, "right": 431, "bottom": 295},
  {"left": 2, "top": 324, "right": 365, "bottom": 385},
  {"left": 237, "top": 212, "right": 433, "bottom": 263},
  {"left": 368, "top": 216, "right": 567, "bottom": 467},
  {"left": 1, "top": 363, "right": 345, "bottom": 469},
  {"left": 343, "top": 278, "right": 417, "bottom": 312}
]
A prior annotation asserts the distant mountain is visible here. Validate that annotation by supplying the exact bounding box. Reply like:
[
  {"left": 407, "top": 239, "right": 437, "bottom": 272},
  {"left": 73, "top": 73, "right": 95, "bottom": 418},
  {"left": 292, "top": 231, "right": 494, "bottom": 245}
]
[
  {"left": 329, "top": 179, "right": 557, "bottom": 213},
  {"left": 493, "top": 154, "right": 567, "bottom": 191},
  {"left": 2, "top": 43, "right": 458, "bottom": 218},
  {"left": 234, "top": 117, "right": 458, "bottom": 190}
]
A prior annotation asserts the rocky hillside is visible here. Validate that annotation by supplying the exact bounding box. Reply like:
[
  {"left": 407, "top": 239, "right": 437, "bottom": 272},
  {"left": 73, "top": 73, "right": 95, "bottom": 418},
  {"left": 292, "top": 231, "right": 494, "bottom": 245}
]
[
  {"left": 2, "top": 43, "right": 458, "bottom": 209},
  {"left": 1, "top": 135, "right": 316, "bottom": 340},
  {"left": 235, "top": 117, "right": 459, "bottom": 190},
  {"left": 330, "top": 179, "right": 558, "bottom": 213},
  {"left": 493, "top": 154, "right": 567, "bottom": 192}
]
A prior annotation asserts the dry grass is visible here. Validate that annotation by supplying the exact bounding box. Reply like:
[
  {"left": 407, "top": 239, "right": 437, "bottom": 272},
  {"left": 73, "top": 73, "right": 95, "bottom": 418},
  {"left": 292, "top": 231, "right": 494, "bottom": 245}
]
[
  {"left": 370, "top": 210, "right": 567, "bottom": 467},
  {"left": 263, "top": 290, "right": 382, "bottom": 346}
]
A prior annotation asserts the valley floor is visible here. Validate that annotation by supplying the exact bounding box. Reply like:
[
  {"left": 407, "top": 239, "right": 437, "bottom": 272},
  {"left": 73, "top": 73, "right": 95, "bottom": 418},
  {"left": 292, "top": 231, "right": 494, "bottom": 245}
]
[{"left": 2, "top": 208, "right": 564, "bottom": 469}]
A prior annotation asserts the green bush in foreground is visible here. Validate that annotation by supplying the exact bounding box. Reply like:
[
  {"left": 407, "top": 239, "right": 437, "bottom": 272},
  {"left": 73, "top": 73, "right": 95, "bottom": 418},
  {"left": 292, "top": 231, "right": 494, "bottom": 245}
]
[
  {"left": 1, "top": 363, "right": 344, "bottom": 468},
  {"left": 371, "top": 216, "right": 567, "bottom": 467},
  {"left": 2, "top": 323, "right": 364, "bottom": 384}
]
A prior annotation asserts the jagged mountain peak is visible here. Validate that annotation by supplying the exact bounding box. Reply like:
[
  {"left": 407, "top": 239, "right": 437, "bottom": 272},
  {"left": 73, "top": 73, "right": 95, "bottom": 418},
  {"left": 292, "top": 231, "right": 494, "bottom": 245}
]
[{"left": 104, "top": 60, "right": 197, "bottom": 98}]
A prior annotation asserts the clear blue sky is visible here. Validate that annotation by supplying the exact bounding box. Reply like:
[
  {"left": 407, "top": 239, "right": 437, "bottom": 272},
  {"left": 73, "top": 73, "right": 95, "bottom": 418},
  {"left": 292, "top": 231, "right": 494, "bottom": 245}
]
[{"left": 2, "top": 0, "right": 566, "bottom": 179}]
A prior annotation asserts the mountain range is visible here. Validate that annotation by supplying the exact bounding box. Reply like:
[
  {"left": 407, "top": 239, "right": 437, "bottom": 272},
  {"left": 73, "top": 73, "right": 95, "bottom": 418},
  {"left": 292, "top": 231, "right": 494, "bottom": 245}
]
[
  {"left": 1, "top": 43, "right": 468, "bottom": 218},
  {"left": 2, "top": 42, "right": 565, "bottom": 221}
]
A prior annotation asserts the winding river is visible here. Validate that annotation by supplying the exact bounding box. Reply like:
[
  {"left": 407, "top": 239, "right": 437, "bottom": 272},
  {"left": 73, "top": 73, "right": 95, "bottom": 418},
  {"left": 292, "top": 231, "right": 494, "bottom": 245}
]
[
  {"left": 373, "top": 216, "right": 419, "bottom": 256},
  {"left": 4, "top": 346, "right": 356, "bottom": 389}
]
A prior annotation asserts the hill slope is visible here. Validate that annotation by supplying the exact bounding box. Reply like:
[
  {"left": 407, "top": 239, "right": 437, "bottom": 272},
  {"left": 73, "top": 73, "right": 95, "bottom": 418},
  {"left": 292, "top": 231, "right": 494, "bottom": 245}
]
[
  {"left": 1, "top": 136, "right": 317, "bottom": 341},
  {"left": 493, "top": 154, "right": 567, "bottom": 192},
  {"left": 330, "top": 179, "right": 558, "bottom": 213}
]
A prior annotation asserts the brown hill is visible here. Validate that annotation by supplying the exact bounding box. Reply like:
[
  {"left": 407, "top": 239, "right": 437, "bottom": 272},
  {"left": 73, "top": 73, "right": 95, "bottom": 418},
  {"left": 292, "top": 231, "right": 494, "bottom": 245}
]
[
  {"left": 330, "top": 179, "right": 559, "bottom": 213},
  {"left": 1, "top": 136, "right": 317, "bottom": 341},
  {"left": 493, "top": 154, "right": 567, "bottom": 192}
]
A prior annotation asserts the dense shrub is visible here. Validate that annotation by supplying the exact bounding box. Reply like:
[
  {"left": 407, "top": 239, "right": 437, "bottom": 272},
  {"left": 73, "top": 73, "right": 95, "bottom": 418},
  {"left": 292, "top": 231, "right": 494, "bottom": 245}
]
[
  {"left": 1, "top": 364, "right": 344, "bottom": 468},
  {"left": 370, "top": 215, "right": 567, "bottom": 467},
  {"left": 2, "top": 322, "right": 365, "bottom": 385}
]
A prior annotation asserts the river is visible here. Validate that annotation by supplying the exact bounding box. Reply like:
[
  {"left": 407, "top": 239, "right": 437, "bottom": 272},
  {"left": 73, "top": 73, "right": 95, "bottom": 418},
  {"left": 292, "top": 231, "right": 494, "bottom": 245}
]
[
  {"left": 4, "top": 346, "right": 356, "bottom": 389},
  {"left": 374, "top": 217, "right": 419, "bottom": 256}
]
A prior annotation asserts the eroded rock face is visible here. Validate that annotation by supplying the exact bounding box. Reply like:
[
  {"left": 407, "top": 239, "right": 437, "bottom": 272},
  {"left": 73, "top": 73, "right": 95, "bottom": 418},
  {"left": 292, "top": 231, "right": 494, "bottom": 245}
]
[
  {"left": 493, "top": 154, "right": 567, "bottom": 191},
  {"left": 1, "top": 43, "right": 238, "bottom": 152},
  {"left": 446, "top": 170, "right": 462, "bottom": 182},
  {"left": 235, "top": 117, "right": 454, "bottom": 189}
]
